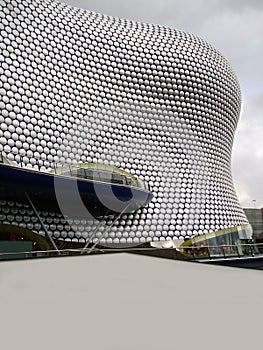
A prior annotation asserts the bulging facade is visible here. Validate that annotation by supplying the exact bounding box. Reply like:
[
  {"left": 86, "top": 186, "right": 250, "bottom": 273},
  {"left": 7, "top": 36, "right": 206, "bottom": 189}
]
[{"left": 0, "top": 0, "right": 248, "bottom": 245}]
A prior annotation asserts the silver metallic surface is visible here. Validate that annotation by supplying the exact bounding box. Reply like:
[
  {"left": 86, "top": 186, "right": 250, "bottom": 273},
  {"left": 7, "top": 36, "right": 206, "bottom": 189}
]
[{"left": 0, "top": 0, "right": 248, "bottom": 244}]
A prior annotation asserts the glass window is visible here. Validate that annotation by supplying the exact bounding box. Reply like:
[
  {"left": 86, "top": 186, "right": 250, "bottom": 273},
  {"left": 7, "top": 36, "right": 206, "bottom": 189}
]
[
  {"left": 112, "top": 173, "right": 125, "bottom": 184},
  {"left": 84, "top": 169, "right": 93, "bottom": 180},
  {"left": 70, "top": 166, "right": 79, "bottom": 177},
  {"left": 207, "top": 237, "right": 221, "bottom": 257},
  {"left": 76, "top": 168, "right": 85, "bottom": 178}
]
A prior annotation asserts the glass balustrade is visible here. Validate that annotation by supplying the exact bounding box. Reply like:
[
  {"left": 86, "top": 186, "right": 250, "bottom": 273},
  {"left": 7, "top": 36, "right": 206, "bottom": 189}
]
[{"left": 0, "top": 151, "right": 150, "bottom": 191}]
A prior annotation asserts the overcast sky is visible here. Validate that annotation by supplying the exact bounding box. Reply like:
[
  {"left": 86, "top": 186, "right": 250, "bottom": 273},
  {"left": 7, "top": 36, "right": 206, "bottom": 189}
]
[{"left": 62, "top": 0, "right": 263, "bottom": 208}]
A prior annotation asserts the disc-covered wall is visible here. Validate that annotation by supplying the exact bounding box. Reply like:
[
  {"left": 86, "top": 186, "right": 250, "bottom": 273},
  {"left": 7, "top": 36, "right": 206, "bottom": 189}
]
[{"left": 0, "top": 0, "right": 248, "bottom": 244}]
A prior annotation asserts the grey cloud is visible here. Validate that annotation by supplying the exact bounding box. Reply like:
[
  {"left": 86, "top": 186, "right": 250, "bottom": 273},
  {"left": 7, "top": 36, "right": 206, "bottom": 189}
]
[
  {"left": 219, "top": 0, "right": 263, "bottom": 11},
  {"left": 61, "top": 0, "right": 263, "bottom": 25},
  {"left": 232, "top": 90, "right": 263, "bottom": 207}
]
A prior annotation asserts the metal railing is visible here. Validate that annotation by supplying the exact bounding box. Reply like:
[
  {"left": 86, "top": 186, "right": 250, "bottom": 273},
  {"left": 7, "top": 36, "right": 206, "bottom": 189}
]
[
  {"left": 179, "top": 242, "right": 263, "bottom": 260},
  {"left": 0, "top": 242, "right": 263, "bottom": 262},
  {"left": 0, "top": 151, "right": 151, "bottom": 191}
]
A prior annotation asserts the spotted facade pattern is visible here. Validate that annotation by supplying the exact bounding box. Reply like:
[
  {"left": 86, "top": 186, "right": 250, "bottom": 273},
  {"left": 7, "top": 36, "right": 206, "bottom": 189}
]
[{"left": 0, "top": 0, "right": 248, "bottom": 244}]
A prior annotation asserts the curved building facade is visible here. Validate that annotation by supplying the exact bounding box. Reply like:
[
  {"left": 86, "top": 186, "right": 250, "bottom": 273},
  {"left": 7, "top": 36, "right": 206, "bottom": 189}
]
[{"left": 0, "top": 0, "right": 248, "bottom": 245}]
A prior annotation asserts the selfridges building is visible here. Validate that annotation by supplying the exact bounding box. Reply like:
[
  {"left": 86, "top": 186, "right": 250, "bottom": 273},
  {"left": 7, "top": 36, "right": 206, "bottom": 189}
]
[{"left": 0, "top": 0, "right": 249, "bottom": 246}]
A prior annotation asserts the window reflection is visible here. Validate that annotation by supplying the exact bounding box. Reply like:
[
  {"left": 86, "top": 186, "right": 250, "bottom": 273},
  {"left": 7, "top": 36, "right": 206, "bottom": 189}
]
[
  {"left": 53, "top": 163, "right": 149, "bottom": 190},
  {"left": 181, "top": 224, "right": 255, "bottom": 259}
]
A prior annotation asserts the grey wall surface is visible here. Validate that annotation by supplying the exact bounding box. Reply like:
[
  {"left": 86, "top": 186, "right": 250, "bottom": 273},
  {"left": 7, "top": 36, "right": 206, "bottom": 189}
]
[{"left": 0, "top": 0, "right": 247, "bottom": 244}]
